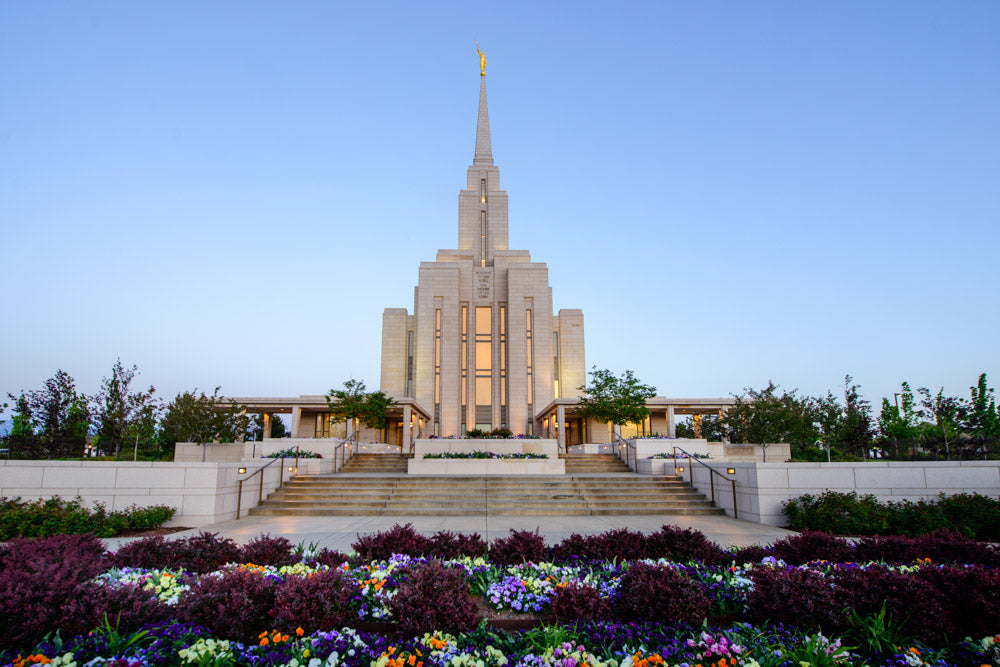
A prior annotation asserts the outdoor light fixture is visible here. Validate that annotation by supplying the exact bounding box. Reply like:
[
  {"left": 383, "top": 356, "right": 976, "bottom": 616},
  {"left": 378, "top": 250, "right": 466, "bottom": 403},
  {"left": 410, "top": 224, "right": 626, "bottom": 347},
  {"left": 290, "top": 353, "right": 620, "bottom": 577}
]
[
  {"left": 288, "top": 466, "right": 294, "bottom": 472},
  {"left": 238, "top": 467, "right": 246, "bottom": 474},
  {"left": 727, "top": 468, "right": 736, "bottom": 475},
  {"left": 677, "top": 466, "right": 685, "bottom": 473}
]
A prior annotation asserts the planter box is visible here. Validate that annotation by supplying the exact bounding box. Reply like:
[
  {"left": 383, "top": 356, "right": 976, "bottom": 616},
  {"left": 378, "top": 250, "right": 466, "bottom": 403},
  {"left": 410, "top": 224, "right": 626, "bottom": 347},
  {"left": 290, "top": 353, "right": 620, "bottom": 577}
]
[
  {"left": 408, "top": 458, "right": 565, "bottom": 476},
  {"left": 412, "top": 438, "right": 558, "bottom": 459}
]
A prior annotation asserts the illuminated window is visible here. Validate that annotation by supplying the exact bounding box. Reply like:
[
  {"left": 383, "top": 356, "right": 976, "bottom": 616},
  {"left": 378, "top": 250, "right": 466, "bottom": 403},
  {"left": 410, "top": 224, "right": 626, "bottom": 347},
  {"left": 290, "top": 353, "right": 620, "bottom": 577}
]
[
  {"left": 475, "top": 306, "right": 492, "bottom": 406},
  {"left": 552, "top": 332, "right": 559, "bottom": 398},
  {"left": 480, "top": 178, "right": 486, "bottom": 203},
  {"left": 434, "top": 309, "right": 441, "bottom": 408},
  {"left": 461, "top": 305, "right": 468, "bottom": 406},
  {"left": 499, "top": 305, "right": 507, "bottom": 407},
  {"left": 526, "top": 309, "right": 533, "bottom": 406},
  {"left": 480, "top": 211, "right": 487, "bottom": 267},
  {"left": 406, "top": 331, "right": 415, "bottom": 397}
]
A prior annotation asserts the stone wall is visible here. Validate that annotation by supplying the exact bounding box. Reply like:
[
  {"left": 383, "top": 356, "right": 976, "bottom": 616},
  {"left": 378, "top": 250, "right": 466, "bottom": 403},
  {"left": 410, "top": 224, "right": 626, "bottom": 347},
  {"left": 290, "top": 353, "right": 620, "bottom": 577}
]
[
  {"left": 680, "top": 461, "right": 1000, "bottom": 527},
  {"left": 174, "top": 439, "right": 351, "bottom": 463},
  {"left": 0, "top": 459, "right": 333, "bottom": 527}
]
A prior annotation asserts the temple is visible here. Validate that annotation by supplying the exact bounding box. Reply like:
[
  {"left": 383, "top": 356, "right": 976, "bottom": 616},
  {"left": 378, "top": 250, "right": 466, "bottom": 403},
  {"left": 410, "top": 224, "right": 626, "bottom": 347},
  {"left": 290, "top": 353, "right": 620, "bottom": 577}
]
[
  {"left": 231, "top": 64, "right": 735, "bottom": 451},
  {"left": 379, "top": 72, "right": 584, "bottom": 440}
]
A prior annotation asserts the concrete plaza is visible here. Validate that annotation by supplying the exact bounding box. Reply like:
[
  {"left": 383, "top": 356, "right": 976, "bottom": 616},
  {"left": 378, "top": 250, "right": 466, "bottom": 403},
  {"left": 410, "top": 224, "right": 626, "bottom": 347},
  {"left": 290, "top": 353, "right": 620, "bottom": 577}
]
[{"left": 104, "top": 513, "right": 795, "bottom": 554}]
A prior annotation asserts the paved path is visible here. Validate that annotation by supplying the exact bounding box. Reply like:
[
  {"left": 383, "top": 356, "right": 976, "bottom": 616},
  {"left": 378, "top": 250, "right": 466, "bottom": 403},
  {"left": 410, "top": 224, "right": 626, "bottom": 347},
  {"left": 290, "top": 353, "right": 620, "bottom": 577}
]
[{"left": 105, "top": 514, "right": 794, "bottom": 553}]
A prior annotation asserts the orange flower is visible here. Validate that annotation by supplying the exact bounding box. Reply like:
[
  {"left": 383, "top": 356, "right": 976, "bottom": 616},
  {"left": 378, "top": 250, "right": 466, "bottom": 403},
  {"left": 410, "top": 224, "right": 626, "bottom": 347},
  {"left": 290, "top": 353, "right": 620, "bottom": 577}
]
[
  {"left": 296, "top": 627, "right": 305, "bottom": 636},
  {"left": 260, "top": 638, "right": 269, "bottom": 647},
  {"left": 408, "top": 655, "right": 417, "bottom": 665}
]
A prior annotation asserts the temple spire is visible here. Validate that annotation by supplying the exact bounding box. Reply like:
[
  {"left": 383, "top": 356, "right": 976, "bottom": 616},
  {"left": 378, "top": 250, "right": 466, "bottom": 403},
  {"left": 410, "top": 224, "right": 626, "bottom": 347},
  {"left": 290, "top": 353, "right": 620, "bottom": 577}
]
[{"left": 473, "top": 75, "right": 493, "bottom": 166}]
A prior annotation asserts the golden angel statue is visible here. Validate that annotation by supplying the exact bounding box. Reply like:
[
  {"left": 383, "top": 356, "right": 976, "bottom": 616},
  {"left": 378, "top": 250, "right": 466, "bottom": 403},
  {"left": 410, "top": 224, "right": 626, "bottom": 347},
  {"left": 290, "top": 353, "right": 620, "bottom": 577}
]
[{"left": 475, "top": 41, "right": 487, "bottom": 76}]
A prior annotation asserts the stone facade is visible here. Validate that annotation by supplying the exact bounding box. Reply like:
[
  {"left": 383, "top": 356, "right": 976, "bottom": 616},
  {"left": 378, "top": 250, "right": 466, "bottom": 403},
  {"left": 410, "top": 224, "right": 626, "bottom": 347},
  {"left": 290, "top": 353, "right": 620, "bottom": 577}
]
[{"left": 380, "top": 75, "right": 585, "bottom": 437}]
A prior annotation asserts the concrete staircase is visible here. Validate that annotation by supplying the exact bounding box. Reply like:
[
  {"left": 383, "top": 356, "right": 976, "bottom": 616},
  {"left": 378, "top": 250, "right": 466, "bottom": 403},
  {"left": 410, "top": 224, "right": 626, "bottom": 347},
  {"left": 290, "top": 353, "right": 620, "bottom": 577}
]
[
  {"left": 338, "top": 453, "right": 409, "bottom": 474},
  {"left": 250, "top": 471, "right": 724, "bottom": 517},
  {"left": 561, "top": 453, "right": 631, "bottom": 473}
]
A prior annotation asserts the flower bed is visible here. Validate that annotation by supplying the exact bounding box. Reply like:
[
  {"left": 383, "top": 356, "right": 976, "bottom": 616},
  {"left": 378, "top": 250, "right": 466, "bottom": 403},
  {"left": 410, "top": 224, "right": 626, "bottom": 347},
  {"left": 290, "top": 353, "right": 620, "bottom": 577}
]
[
  {"left": 266, "top": 448, "right": 323, "bottom": 459},
  {"left": 423, "top": 452, "right": 548, "bottom": 460},
  {"left": 1, "top": 526, "right": 999, "bottom": 665}
]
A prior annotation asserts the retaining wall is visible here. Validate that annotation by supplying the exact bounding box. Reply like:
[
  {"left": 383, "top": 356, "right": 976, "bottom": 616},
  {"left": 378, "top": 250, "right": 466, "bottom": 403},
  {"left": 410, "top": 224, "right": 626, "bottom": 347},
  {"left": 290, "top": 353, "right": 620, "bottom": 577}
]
[
  {"left": 0, "top": 459, "right": 334, "bottom": 527},
  {"left": 679, "top": 461, "right": 1000, "bottom": 526}
]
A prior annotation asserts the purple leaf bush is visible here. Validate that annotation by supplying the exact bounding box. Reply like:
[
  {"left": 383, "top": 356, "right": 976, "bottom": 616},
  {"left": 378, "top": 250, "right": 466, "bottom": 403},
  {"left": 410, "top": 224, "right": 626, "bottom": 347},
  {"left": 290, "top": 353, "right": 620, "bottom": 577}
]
[{"left": 1, "top": 524, "right": 999, "bottom": 664}]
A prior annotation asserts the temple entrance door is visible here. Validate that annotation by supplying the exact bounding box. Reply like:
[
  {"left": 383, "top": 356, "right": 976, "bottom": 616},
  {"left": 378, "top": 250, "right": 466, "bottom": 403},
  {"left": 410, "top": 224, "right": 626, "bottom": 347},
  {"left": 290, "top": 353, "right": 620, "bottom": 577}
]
[{"left": 566, "top": 419, "right": 582, "bottom": 447}]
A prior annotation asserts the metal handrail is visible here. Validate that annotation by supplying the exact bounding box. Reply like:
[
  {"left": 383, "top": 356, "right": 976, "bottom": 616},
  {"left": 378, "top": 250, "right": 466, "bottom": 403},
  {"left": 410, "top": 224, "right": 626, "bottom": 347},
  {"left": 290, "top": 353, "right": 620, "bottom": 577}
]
[
  {"left": 235, "top": 445, "right": 300, "bottom": 519},
  {"left": 334, "top": 433, "right": 358, "bottom": 471},
  {"left": 612, "top": 431, "right": 637, "bottom": 470},
  {"left": 672, "top": 445, "right": 739, "bottom": 519}
]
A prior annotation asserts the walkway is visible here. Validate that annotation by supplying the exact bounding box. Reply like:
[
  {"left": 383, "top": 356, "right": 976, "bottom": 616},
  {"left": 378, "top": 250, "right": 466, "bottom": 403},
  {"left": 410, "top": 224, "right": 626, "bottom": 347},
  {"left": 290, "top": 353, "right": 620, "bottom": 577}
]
[{"left": 105, "top": 514, "right": 794, "bottom": 553}]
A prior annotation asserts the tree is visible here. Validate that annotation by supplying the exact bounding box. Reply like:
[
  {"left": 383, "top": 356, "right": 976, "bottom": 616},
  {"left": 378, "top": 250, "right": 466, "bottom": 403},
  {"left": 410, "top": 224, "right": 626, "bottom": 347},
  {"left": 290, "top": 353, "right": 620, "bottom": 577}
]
[
  {"left": 963, "top": 373, "right": 999, "bottom": 458},
  {"left": 838, "top": 375, "right": 874, "bottom": 459},
  {"left": 6, "top": 370, "right": 90, "bottom": 458},
  {"left": 159, "top": 388, "right": 249, "bottom": 461},
  {"left": 326, "top": 378, "right": 395, "bottom": 440},
  {"left": 576, "top": 368, "right": 656, "bottom": 436},
  {"left": 878, "top": 381, "right": 919, "bottom": 458},
  {"left": 917, "top": 386, "right": 961, "bottom": 460},
  {"left": 92, "top": 359, "right": 161, "bottom": 458},
  {"left": 720, "top": 381, "right": 816, "bottom": 461},
  {"left": 246, "top": 414, "right": 288, "bottom": 441}
]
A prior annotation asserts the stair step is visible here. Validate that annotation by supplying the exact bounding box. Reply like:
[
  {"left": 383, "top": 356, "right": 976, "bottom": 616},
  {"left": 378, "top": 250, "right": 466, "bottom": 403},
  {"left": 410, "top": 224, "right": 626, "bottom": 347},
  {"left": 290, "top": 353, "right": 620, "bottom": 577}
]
[{"left": 249, "top": 456, "right": 722, "bottom": 517}]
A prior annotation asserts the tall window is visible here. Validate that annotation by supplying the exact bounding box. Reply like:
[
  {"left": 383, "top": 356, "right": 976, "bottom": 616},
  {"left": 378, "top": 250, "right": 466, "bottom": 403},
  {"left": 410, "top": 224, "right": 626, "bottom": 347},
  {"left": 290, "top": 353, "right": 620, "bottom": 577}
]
[
  {"left": 499, "top": 305, "right": 507, "bottom": 408},
  {"left": 434, "top": 309, "right": 441, "bottom": 433},
  {"left": 461, "top": 305, "right": 468, "bottom": 407},
  {"left": 475, "top": 307, "right": 492, "bottom": 406},
  {"left": 480, "top": 211, "right": 487, "bottom": 267},
  {"left": 406, "top": 331, "right": 415, "bottom": 397},
  {"left": 525, "top": 308, "right": 533, "bottom": 407},
  {"left": 552, "top": 331, "right": 560, "bottom": 398}
]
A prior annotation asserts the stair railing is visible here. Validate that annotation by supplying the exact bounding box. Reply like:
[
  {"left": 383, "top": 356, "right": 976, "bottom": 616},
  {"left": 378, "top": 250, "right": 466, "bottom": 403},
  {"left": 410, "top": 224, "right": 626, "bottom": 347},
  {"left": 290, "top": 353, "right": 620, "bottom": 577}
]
[
  {"left": 671, "top": 445, "right": 739, "bottom": 519},
  {"left": 612, "top": 431, "right": 637, "bottom": 470},
  {"left": 235, "top": 446, "right": 299, "bottom": 520},
  {"left": 334, "top": 432, "right": 359, "bottom": 471}
]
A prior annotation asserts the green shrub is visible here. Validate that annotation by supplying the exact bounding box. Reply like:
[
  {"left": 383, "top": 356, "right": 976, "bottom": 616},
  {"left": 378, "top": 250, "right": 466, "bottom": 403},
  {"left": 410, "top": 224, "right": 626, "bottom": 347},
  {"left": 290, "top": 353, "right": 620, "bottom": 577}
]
[
  {"left": 0, "top": 496, "right": 176, "bottom": 539},
  {"left": 783, "top": 491, "right": 1000, "bottom": 539},
  {"left": 938, "top": 492, "right": 1000, "bottom": 541},
  {"left": 783, "top": 491, "right": 887, "bottom": 535}
]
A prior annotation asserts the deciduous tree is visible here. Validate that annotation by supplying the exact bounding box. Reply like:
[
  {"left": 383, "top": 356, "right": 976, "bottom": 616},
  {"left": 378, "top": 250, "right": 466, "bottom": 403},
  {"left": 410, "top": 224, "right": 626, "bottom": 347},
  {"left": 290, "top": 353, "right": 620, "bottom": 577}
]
[
  {"left": 576, "top": 368, "right": 656, "bottom": 435},
  {"left": 6, "top": 370, "right": 90, "bottom": 458},
  {"left": 326, "top": 378, "right": 395, "bottom": 439},
  {"left": 92, "top": 359, "right": 161, "bottom": 458},
  {"left": 159, "top": 388, "right": 249, "bottom": 461}
]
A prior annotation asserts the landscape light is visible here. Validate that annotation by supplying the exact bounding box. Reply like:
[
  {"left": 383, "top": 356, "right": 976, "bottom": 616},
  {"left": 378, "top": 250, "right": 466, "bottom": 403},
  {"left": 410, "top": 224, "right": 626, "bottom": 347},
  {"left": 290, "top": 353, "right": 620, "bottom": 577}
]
[
  {"left": 238, "top": 467, "right": 246, "bottom": 474},
  {"left": 677, "top": 466, "right": 685, "bottom": 473},
  {"left": 727, "top": 468, "right": 736, "bottom": 475}
]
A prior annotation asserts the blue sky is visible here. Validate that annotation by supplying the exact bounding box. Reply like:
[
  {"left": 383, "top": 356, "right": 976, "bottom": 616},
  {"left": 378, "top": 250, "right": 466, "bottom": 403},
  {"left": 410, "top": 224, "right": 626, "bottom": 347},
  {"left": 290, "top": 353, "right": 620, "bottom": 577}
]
[{"left": 1, "top": 1, "right": 997, "bottom": 414}]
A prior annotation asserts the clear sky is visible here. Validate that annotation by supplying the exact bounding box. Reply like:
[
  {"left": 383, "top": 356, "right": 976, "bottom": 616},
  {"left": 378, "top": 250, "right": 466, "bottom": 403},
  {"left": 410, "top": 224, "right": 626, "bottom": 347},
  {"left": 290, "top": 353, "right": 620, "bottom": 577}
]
[{"left": 1, "top": 1, "right": 998, "bottom": 414}]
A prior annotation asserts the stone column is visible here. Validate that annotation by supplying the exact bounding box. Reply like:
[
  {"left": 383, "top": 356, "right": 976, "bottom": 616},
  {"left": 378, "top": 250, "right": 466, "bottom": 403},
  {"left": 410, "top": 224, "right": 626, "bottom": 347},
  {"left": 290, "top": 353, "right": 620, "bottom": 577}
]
[
  {"left": 403, "top": 405, "right": 412, "bottom": 451},
  {"left": 291, "top": 406, "right": 302, "bottom": 438},
  {"left": 667, "top": 406, "right": 676, "bottom": 438},
  {"left": 262, "top": 413, "right": 271, "bottom": 440},
  {"left": 556, "top": 405, "right": 566, "bottom": 452}
]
